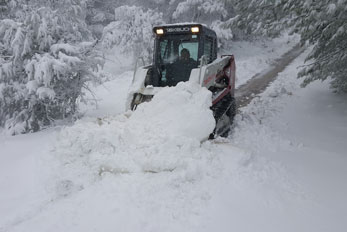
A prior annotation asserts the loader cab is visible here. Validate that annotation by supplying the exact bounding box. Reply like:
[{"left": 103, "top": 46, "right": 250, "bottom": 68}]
[{"left": 148, "top": 24, "right": 218, "bottom": 87}]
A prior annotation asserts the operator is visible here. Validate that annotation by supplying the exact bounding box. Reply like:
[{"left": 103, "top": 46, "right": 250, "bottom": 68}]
[
  {"left": 168, "top": 48, "right": 197, "bottom": 86},
  {"left": 178, "top": 48, "right": 197, "bottom": 74},
  {"left": 179, "top": 48, "right": 196, "bottom": 65}
]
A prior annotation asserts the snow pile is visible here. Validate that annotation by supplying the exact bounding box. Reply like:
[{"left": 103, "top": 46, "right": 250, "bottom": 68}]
[
  {"left": 128, "top": 82, "right": 214, "bottom": 141},
  {"left": 203, "top": 49, "right": 347, "bottom": 232},
  {"left": 232, "top": 53, "right": 303, "bottom": 153},
  {"left": 54, "top": 82, "right": 215, "bottom": 186}
]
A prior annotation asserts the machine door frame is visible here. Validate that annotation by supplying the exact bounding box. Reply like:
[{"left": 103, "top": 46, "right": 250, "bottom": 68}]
[
  {"left": 202, "top": 35, "right": 218, "bottom": 64},
  {"left": 152, "top": 33, "right": 203, "bottom": 87}
]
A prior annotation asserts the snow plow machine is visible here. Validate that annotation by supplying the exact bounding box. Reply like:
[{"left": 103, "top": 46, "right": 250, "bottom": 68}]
[{"left": 126, "top": 24, "right": 236, "bottom": 138}]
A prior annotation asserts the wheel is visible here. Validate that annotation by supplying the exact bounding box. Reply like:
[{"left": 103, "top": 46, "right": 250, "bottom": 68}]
[
  {"left": 227, "top": 98, "right": 236, "bottom": 125},
  {"left": 220, "top": 98, "right": 236, "bottom": 138}
]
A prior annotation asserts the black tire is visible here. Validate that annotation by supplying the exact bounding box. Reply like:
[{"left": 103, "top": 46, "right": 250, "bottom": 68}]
[
  {"left": 220, "top": 98, "right": 236, "bottom": 138},
  {"left": 227, "top": 98, "right": 236, "bottom": 125}
]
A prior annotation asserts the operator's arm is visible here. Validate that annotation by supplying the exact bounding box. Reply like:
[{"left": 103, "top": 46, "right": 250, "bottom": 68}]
[{"left": 189, "top": 58, "right": 198, "bottom": 69}]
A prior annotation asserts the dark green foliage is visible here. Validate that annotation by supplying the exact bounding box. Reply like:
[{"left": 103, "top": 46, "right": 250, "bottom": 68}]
[
  {"left": 229, "top": 0, "right": 347, "bottom": 93},
  {"left": 0, "top": 0, "right": 102, "bottom": 134},
  {"left": 294, "top": 0, "right": 347, "bottom": 93}
]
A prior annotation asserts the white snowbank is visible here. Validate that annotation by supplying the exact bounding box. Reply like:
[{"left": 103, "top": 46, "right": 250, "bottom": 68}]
[
  {"left": 202, "top": 49, "right": 347, "bottom": 232},
  {"left": 54, "top": 82, "right": 215, "bottom": 187}
]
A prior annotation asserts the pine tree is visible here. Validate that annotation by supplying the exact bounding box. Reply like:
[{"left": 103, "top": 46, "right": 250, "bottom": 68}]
[
  {"left": 101, "top": 5, "right": 163, "bottom": 63},
  {"left": 292, "top": 0, "right": 347, "bottom": 93},
  {"left": 226, "top": 0, "right": 347, "bottom": 93},
  {"left": 171, "top": 0, "right": 227, "bottom": 23},
  {"left": 224, "top": 0, "right": 288, "bottom": 39},
  {"left": 170, "top": 0, "right": 233, "bottom": 48},
  {"left": 0, "top": 0, "right": 102, "bottom": 134}
]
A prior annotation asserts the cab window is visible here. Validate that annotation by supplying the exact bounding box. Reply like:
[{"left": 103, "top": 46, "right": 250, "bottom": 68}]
[
  {"left": 158, "top": 34, "right": 199, "bottom": 64},
  {"left": 204, "top": 37, "right": 213, "bottom": 63},
  {"left": 157, "top": 34, "right": 199, "bottom": 86},
  {"left": 179, "top": 42, "right": 198, "bottom": 62}
]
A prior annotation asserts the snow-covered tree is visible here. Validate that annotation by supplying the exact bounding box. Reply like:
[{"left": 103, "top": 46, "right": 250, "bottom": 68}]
[
  {"left": 0, "top": 0, "right": 25, "bottom": 20},
  {"left": 227, "top": 0, "right": 347, "bottom": 93},
  {"left": 101, "top": 5, "right": 163, "bottom": 63},
  {"left": 0, "top": 0, "right": 102, "bottom": 135},
  {"left": 0, "top": 1, "right": 8, "bottom": 19},
  {"left": 209, "top": 19, "right": 234, "bottom": 49},
  {"left": 225, "top": 0, "right": 288, "bottom": 39},
  {"left": 95, "top": 0, "right": 235, "bottom": 58},
  {"left": 85, "top": 0, "right": 124, "bottom": 38},
  {"left": 170, "top": 0, "right": 234, "bottom": 48},
  {"left": 291, "top": 0, "right": 347, "bottom": 93},
  {"left": 172, "top": 0, "right": 227, "bottom": 23}
]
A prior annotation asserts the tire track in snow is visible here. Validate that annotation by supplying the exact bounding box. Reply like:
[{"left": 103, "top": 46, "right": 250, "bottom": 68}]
[{"left": 235, "top": 43, "right": 305, "bottom": 110}]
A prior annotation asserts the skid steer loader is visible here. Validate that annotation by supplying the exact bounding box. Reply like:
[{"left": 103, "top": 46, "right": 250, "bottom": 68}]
[{"left": 126, "top": 24, "right": 236, "bottom": 138}]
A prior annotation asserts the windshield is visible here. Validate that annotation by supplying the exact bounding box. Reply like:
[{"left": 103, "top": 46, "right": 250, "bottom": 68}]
[
  {"left": 159, "top": 34, "right": 198, "bottom": 63},
  {"left": 157, "top": 34, "right": 199, "bottom": 86}
]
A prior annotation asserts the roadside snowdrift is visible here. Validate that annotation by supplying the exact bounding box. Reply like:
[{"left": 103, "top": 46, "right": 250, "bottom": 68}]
[
  {"left": 18, "top": 82, "right": 223, "bottom": 232},
  {"left": 201, "top": 49, "right": 347, "bottom": 232},
  {"left": 54, "top": 82, "right": 215, "bottom": 186},
  {"left": 43, "top": 80, "right": 298, "bottom": 232}
]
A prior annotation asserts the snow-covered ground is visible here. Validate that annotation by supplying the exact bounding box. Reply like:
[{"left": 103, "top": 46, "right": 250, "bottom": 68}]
[
  {"left": 1, "top": 38, "right": 347, "bottom": 232},
  {"left": 202, "top": 50, "right": 347, "bottom": 231},
  {"left": 225, "top": 33, "right": 300, "bottom": 87}
]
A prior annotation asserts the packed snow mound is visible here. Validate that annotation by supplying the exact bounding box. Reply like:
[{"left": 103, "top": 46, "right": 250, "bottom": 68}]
[
  {"left": 128, "top": 82, "right": 215, "bottom": 141},
  {"left": 53, "top": 82, "right": 215, "bottom": 185}
]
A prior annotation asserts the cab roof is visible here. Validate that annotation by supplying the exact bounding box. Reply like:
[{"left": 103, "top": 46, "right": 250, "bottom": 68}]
[{"left": 152, "top": 23, "right": 216, "bottom": 38}]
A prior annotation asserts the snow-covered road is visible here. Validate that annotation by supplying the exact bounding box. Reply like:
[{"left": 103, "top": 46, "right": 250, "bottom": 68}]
[
  {"left": 203, "top": 50, "right": 347, "bottom": 231},
  {"left": 1, "top": 38, "right": 347, "bottom": 232}
]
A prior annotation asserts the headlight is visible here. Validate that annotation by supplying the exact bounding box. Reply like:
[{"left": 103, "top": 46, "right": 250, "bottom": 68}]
[
  {"left": 156, "top": 29, "right": 164, "bottom": 35},
  {"left": 191, "top": 27, "right": 199, "bottom": 33}
]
